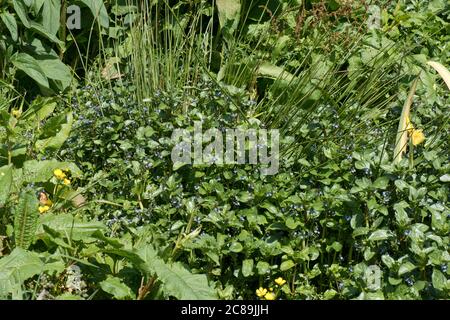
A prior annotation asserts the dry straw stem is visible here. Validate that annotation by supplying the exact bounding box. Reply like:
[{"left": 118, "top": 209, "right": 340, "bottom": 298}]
[
  {"left": 427, "top": 61, "right": 450, "bottom": 90},
  {"left": 393, "top": 61, "right": 450, "bottom": 164},
  {"left": 393, "top": 77, "right": 419, "bottom": 164}
]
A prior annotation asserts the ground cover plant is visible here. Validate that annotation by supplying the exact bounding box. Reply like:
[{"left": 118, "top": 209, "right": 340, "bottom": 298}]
[{"left": 0, "top": 0, "right": 449, "bottom": 300}]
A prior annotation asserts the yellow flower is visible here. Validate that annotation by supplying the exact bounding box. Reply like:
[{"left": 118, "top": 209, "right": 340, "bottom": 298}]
[
  {"left": 275, "top": 277, "right": 286, "bottom": 286},
  {"left": 38, "top": 206, "right": 50, "bottom": 214},
  {"left": 411, "top": 129, "right": 425, "bottom": 146},
  {"left": 63, "top": 178, "right": 71, "bottom": 185},
  {"left": 12, "top": 109, "right": 21, "bottom": 118},
  {"left": 53, "top": 169, "right": 66, "bottom": 180},
  {"left": 264, "top": 292, "right": 276, "bottom": 300},
  {"left": 256, "top": 287, "right": 267, "bottom": 298}
]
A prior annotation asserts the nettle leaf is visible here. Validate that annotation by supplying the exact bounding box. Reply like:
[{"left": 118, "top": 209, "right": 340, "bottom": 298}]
[
  {"left": 13, "top": 189, "right": 39, "bottom": 249},
  {"left": 138, "top": 246, "right": 217, "bottom": 300},
  {"left": 0, "top": 248, "right": 43, "bottom": 297},
  {"left": 0, "top": 12, "right": 18, "bottom": 41}
]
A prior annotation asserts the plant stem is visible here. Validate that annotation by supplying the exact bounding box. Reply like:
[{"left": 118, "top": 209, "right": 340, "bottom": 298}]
[{"left": 137, "top": 276, "right": 156, "bottom": 300}]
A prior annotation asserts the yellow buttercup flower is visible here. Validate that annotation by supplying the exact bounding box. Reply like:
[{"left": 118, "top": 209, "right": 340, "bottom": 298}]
[
  {"left": 264, "top": 292, "right": 276, "bottom": 300},
  {"left": 53, "top": 169, "right": 66, "bottom": 180},
  {"left": 63, "top": 178, "right": 71, "bottom": 185},
  {"left": 275, "top": 277, "right": 286, "bottom": 286},
  {"left": 256, "top": 287, "right": 267, "bottom": 298},
  {"left": 411, "top": 129, "right": 425, "bottom": 146},
  {"left": 38, "top": 205, "right": 50, "bottom": 214}
]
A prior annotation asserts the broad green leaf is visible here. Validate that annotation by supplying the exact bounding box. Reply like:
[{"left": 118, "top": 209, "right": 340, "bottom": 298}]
[
  {"left": 0, "top": 248, "right": 43, "bottom": 296},
  {"left": 326, "top": 241, "right": 343, "bottom": 253},
  {"left": 373, "top": 176, "right": 389, "bottom": 189},
  {"left": 35, "top": 112, "right": 73, "bottom": 151},
  {"left": 0, "top": 165, "right": 13, "bottom": 206},
  {"left": 260, "top": 201, "right": 278, "bottom": 214},
  {"left": 0, "top": 12, "right": 18, "bottom": 41},
  {"left": 394, "top": 201, "right": 410, "bottom": 227},
  {"left": 31, "top": 0, "right": 45, "bottom": 13},
  {"left": 324, "top": 289, "right": 337, "bottom": 300},
  {"left": 229, "top": 242, "right": 243, "bottom": 253},
  {"left": 79, "top": 0, "right": 109, "bottom": 28},
  {"left": 37, "top": 56, "right": 73, "bottom": 90},
  {"left": 100, "top": 276, "right": 135, "bottom": 299},
  {"left": 41, "top": 0, "right": 61, "bottom": 35},
  {"left": 236, "top": 191, "right": 253, "bottom": 203},
  {"left": 381, "top": 254, "right": 395, "bottom": 269},
  {"left": 14, "top": 189, "right": 39, "bottom": 249},
  {"left": 21, "top": 97, "right": 57, "bottom": 122},
  {"left": 368, "top": 229, "right": 393, "bottom": 241},
  {"left": 431, "top": 269, "right": 447, "bottom": 291},
  {"left": 256, "top": 261, "right": 270, "bottom": 275},
  {"left": 21, "top": 159, "right": 82, "bottom": 183},
  {"left": 11, "top": 53, "right": 49, "bottom": 89},
  {"left": 36, "top": 214, "right": 106, "bottom": 241},
  {"left": 29, "top": 21, "right": 63, "bottom": 46},
  {"left": 12, "top": 0, "right": 30, "bottom": 28},
  {"left": 257, "top": 62, "right": 295, "bottom": 83},
  {"left": 285, "top": 217, "right": 300, "bottom": 229},
  {"left": 280, "top": 260, "right": 295, "bottom": 271},
  {"left": 398, "top": 261, "right": 417, "bottom": 276}
]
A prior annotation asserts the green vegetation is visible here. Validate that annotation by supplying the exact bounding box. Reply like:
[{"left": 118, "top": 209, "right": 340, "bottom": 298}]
[{"left": 0, "top": 0, "right": 449, "bottom": 300}]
